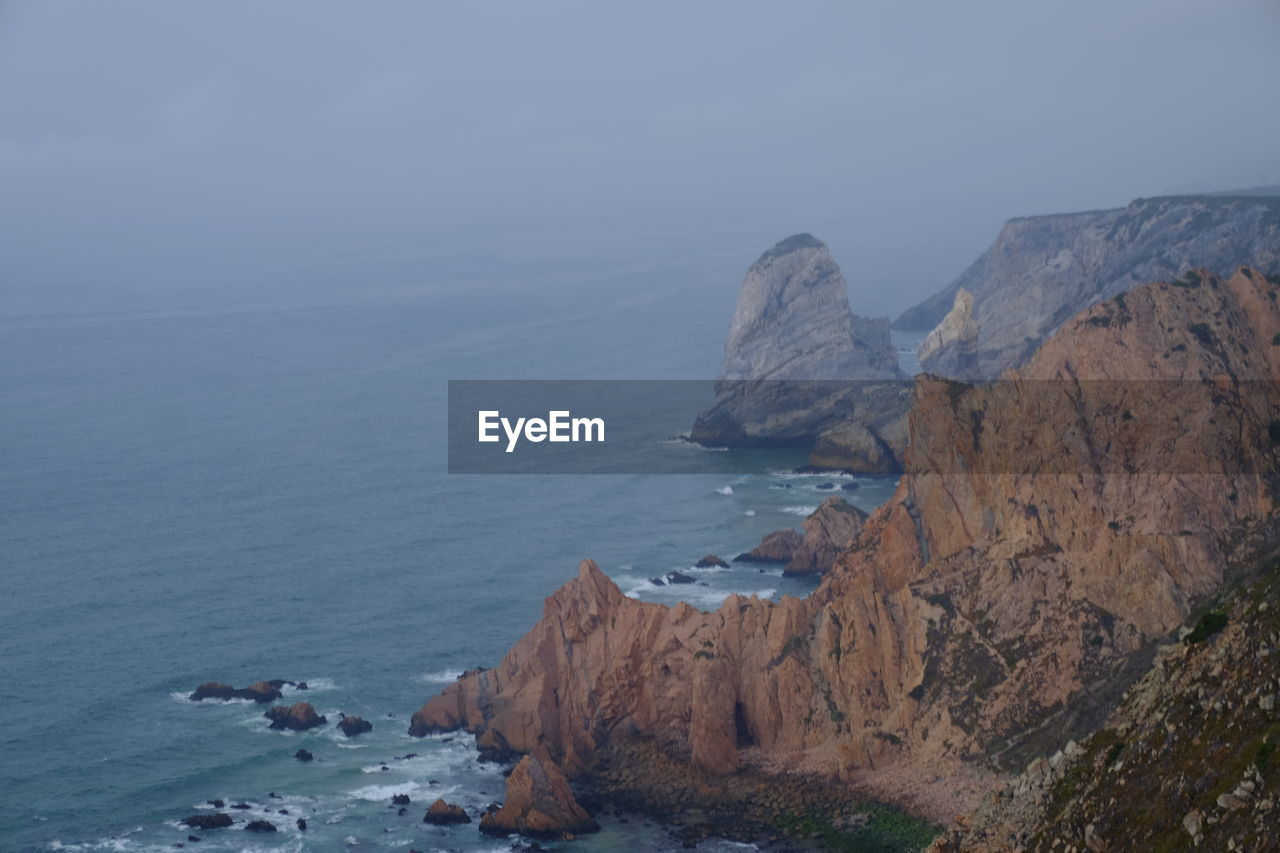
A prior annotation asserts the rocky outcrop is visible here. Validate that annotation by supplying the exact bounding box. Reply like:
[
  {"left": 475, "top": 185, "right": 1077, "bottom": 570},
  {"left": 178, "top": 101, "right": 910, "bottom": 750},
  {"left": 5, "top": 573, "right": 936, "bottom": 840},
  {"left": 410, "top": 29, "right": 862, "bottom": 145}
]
[
  {"left": 336, "top": 714, "right": 372, "bottom": 738},
  {"left": 478, "top": 752, "right": 598, "bottom": 839},
  {"left": 897, "top": 194, "right": 1280, "bottom": 376},
  {"left": 783, "top": 496, "right": 868, "bottom": 576},
  {"left": 695, "top": 554, "right": 730, "bottom": 569},
  {"left": 808, "top": 414, "right": 907, "bottom": 474},
  {"left": 265, "top": 702, "right": 326, "bottom": 732},
  {"left": 413, "top": 268, "right": 1280, "bottom": 827},
  {"left": 422, "top": 798, "right": 471, "bottom": 825},
  {"left": 189, "top": 681, "right": 284, "bottom": 704},
  {"left": 690, "top": 233, "right": 909, "bottom": 471},
  {"left": 734, "top": 529, "right": 803, "bottom": 564},
  {"left": 915, "top": 287, "right": 977, "bottom": 376}
]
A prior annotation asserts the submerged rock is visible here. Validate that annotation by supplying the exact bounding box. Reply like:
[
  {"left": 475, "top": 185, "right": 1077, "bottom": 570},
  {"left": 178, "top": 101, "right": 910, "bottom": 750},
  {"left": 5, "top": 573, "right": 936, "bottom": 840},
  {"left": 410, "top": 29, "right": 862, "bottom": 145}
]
[
  {"left": 422, "top": 797, "right": 471, "bottom": 825},
  {"left": 181, "top": 813, "right": 232, "bottom": 831},
  {"left": 265, "top": 702, "right": 326, "bottom": 731},
  {"left": 478, "top": 753, "right": 598, "bottom": 839}
]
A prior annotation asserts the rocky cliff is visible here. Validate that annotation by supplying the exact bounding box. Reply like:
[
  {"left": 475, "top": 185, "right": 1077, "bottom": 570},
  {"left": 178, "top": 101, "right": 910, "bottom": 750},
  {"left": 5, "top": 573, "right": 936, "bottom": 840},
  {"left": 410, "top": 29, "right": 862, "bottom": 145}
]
[
  {"left": 896, "top": 194, "right": 1280, "bottom": 377},
  {"left": 690, "top": 233, "right": 909, "bottom": 471},
  {"left": 414, "top": 268, "right": 1280, "bottom": 839}
]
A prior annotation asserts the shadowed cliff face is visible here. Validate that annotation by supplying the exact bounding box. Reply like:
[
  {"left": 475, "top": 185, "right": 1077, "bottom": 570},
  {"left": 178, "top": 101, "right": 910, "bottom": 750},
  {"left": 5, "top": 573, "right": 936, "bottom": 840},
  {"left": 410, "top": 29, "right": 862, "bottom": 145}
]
[
  {"left": 898, "top": 195, "right": 1280, "bottom": 377},
  {"left": 415, "top": 268, "right": 1280, "bottom": 817}
]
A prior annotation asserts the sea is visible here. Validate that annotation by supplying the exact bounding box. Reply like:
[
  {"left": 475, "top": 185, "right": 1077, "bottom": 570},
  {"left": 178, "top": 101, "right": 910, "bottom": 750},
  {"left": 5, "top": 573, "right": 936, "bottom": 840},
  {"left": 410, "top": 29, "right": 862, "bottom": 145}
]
[{"left": 0, "top": 236, "right": 925, "bottom": 852}]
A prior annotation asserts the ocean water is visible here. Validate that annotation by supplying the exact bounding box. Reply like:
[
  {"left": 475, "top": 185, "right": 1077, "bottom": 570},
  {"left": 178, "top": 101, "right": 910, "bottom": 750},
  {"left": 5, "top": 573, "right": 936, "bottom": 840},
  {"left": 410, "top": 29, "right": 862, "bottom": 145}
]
[{"left": 0, "top": 243, "right": 910, "bottom": 852}]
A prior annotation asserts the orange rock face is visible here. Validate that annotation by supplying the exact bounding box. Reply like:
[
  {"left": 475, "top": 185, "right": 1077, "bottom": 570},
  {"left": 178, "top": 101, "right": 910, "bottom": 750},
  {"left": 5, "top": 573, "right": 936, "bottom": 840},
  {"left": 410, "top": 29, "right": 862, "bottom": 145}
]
[
  {"left": 478, "top": 752, "right": 598, "bottom": 839},
  {"left": 413, "top": 268, "right": 1280, "bottom": 816},
  {"left": 783, "top": 495, "right": 868, "bottom": 576}
]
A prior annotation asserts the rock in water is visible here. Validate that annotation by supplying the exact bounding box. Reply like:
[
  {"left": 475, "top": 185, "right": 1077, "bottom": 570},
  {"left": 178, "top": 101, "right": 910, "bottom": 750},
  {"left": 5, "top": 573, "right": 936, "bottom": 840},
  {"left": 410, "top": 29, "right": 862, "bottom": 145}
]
[
  {"left": 734, "top": 529, "right": 803, "bottom": 563},
  {"left": 782, "top": 496, "right": 868, "bottom": 576},
  {"left": 478, "top": 753, "right": 598, "bottom": 839},
  {"left": 293, "top": 748, "right": 313, "bottom": 762},
  {"left": 264, "top": 702, "right": 326, "bottom": 731},
  {"left": 422, "top": 797, "right": 471, "bottom": 825},
  {"left": 897, "top": 193, "right": 1280, "bottom": 376},
  {"left": 244, "top": 819, "right": 277, "bottom": 833},
  {"left": 694, "top": 554, "right": 729, "bottom": 568},
  {"left": 189, "top": 680, "right": 283, "bottom": 704},
  {"left": 690, "top": 234, "right": 909, "bottom": 471},
  {"left": 336, "top": 714, "right": 372, "bottom": 738},
  {"left": 181, "top": 813, "right": 232, "bottom": 831}
]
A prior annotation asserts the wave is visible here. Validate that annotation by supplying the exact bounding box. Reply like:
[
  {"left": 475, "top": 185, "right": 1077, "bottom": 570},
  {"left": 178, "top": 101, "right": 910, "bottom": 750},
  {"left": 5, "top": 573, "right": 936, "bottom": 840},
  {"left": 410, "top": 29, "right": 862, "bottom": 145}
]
[
  {"left": 781, "top": 505, "right": 818, "bottom": 517},
  {"left": 716, "top": 484, "right": 734, "bottom": 495},
  {"left": 418, "top": 669, "right": 465, "bottom": 684},
  {"left": 743, "top": 509, "right": 756, "bottom": 516}
]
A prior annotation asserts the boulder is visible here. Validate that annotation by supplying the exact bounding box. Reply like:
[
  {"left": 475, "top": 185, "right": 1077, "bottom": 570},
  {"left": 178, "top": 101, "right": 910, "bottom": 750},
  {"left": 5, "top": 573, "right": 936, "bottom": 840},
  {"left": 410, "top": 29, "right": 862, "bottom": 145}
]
[
  {"left": 665, "top": 571, "right": 695, "bottom": 585},
  {"left": 189, "top": 681, "right": 283, "bottom": 704},
  {"left": 244, "top": 819, "right": 277, "bottom": 833},
  {"left": 423, "top": 797, "right": 471, "bottom": 825},
  {"left": 294, "top": 748, "right": 314, "bottom": 762},
  {"left": 265, "top": 702, "right": 326, "bottom": 731},
  {"left": 336, "top": 714, "right": 372, "bottom": 738},
  {"left": 181, "top": 813, "right": 232, "bottom": 831},
  {"left": 734, "top": 529, "right": 802, "bottom": 564},
  {"left": 296, "top": 818, "right": 307, "bottom": 831},
  {"left": 392, "top": 794, "right": 411, "bottom": 806},
  {"left": 694, "top": 554, "right": 729, "bottom": 569},
  {"left": 478, "top": 753, "right": 598, "bottom": 839}
]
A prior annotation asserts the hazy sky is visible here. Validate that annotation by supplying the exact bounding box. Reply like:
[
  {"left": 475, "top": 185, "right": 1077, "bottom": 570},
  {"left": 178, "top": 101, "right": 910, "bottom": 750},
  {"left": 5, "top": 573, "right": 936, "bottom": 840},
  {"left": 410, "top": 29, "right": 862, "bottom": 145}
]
[{"left": 2, "top": 1, "right": 1278, "bottom": 314}]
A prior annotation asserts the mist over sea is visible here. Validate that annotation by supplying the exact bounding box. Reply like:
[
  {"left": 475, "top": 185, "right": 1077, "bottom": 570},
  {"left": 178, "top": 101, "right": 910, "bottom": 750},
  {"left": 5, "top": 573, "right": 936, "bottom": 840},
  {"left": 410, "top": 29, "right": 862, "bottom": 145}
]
[{"left": 0, "top": 241, "right": 917, "bottom": 852}]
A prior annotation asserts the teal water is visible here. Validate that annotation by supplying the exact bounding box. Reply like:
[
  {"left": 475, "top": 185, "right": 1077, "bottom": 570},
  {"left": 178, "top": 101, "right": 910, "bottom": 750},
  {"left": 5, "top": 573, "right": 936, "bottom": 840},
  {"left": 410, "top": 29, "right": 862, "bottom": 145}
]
[{"left": 0, "top": 244, "right": 906, "bottom": 852}]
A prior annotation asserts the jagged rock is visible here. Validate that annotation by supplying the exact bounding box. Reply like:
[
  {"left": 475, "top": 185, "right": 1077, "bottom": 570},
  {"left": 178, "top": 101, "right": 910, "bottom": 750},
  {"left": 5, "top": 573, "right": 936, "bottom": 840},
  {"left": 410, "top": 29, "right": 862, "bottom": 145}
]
[
  {"left": 665, "top": 571, "right": 695, "bottom": 585},
  {"left": 783, "top": 497, "right": 868, "bottom": 576},
  {"left": 265, "top": 702, "right": 326, "bottom": 731},
  {"left": 478, "top": 753, "right": 597, "bottom": 839},
  {"left": 181, "top": 814, "right": 232, "bottom": 831},
  {"left": 1183, "top": 810, "right": 1203, "bottom": 837},
  {"left": 916, "top": 287, "right": 978, "bottom": 376},
  {"left": 690, "top": 234, "right": 908, "bottom": 471},
  {"left": 189, "top": 681, "right": 283, "bottom": 704},
  {"left": 734, "top": 529, "right": 802, "bottom": 564},
  {"left": 336, "top": 714, "right": 372, "bottom": 738},
  {"left": 809, "top": 418, "right": 904, "bottom": 474},
  {"left": 391, "top": 794, "right": 410, "bottom": 806},
  {"left": 422, "top": 797, "right": 470, "bottom": 825},
  {"left": 694, "top": 554, "right": 729, "bottom": 569},
  {"left": 411, "top": 269, "right": 1280, "bottom": 830},
  {"left": 244, "top": 819, "right": 277, "bottom": 833},
  {"left": 896, "top": 194, "right": 1280, "bottom": 375}
]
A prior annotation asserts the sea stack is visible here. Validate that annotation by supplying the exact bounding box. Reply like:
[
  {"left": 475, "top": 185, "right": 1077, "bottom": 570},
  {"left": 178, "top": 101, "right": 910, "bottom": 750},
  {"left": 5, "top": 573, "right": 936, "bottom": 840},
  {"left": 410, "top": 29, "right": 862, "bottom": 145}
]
[{"left": 690, "top": 234, "right": 910, "bottom": 471}]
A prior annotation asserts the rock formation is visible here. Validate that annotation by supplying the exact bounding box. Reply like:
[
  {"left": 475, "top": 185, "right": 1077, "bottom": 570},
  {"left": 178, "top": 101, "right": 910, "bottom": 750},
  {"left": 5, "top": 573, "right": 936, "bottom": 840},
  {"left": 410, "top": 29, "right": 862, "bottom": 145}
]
[
  {"left": 915, "top": 287, "right": 977, "bottom": 376},
  {"left": 695, "top": 554, "right": 730, "bottom": 569},
  {"left": 782, "top": 496, "right": 868, "bottom": 576},
  {"left": 413, "top": 268, "right": 1280, "bottom": 831},
  {"left": 181, "top": 813, "right": 232, "bottom": 831},
  {"left": 897, "top": 193, "right": 1280, "bottom": 376},
  {"left": 478, "top": 752, "right": 598, "bottom": 839},
  {"left": 422, "top": 798, "right": 470, "bottom": 825},
  {"left": 189, "top": 680, "right": 284, "bottom": 704},
  {"left": 690, "top": 233, "right": 910, "bottom": 471},
  {"left": 336, "top": 714, "right": 372, "bottom": 738},
  {"left": 734, "top": 528, "right": 803, "bottom": 564},
  {"left": 265, "top": 702, "right": 326, "bottom": 732}
]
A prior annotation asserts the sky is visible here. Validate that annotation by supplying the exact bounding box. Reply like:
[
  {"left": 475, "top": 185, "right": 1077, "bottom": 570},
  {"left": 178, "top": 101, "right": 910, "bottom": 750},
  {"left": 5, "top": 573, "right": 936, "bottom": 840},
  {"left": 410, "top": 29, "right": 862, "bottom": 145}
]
[{"left": 2, "top": 0, "right": 1278, "bottom": 315}]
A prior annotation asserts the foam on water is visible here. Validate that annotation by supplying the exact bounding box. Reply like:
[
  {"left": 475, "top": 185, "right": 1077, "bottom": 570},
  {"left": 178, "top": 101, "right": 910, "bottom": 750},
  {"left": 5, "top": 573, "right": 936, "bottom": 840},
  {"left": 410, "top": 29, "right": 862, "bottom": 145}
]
[
  {"left": 715, "top": 485, "right": 733, "bottom": 495},
  {"left": 781, "top": 505, "right": 817, "bottom": 517},
  {"left": 418, "top": 669, "right": 465, "bottom": 685}
]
